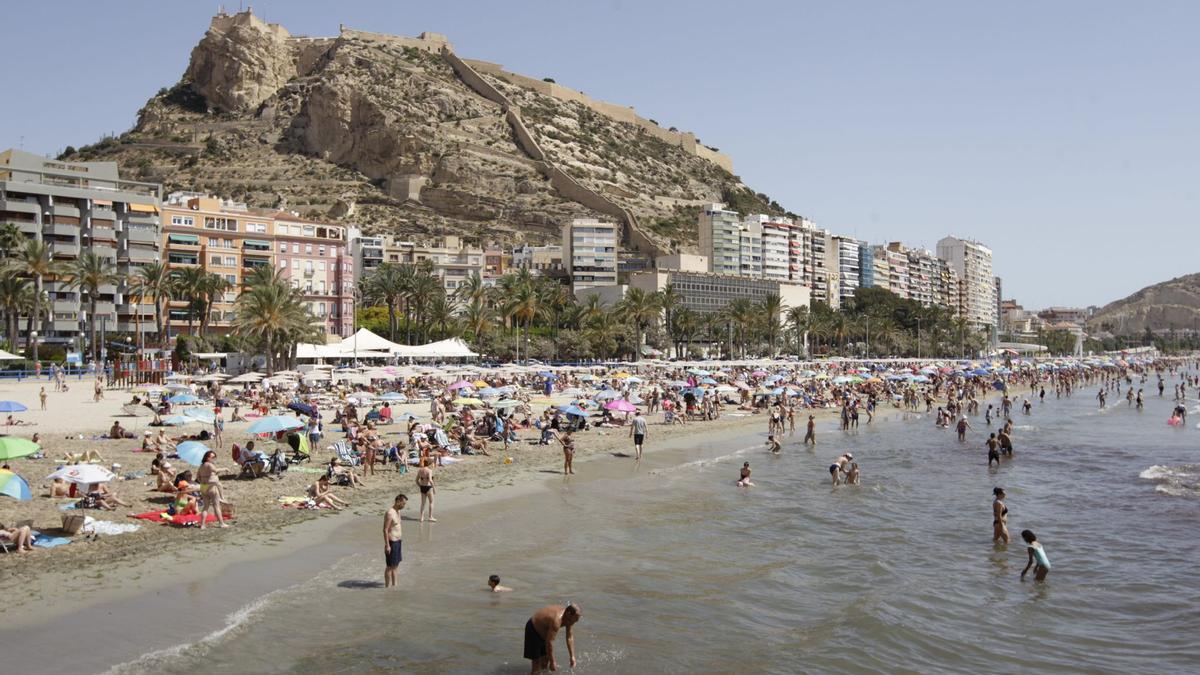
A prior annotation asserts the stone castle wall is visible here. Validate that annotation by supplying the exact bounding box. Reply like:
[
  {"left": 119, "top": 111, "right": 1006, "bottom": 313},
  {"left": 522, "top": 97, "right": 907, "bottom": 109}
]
[{"left": 464, "top": 59, "right": 733, "bottom": 173}]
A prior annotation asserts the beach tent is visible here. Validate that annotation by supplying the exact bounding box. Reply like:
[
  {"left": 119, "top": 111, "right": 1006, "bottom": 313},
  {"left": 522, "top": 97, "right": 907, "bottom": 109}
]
[
  {"left": 394, "top": 338, "right": 479, "bottom": 359},
  {"left": 0, "top": 348, "right": 23, "bottom": 360}
]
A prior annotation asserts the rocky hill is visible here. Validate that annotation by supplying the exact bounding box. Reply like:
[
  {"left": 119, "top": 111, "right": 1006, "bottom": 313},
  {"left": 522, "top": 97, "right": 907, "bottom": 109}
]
[
  {"left": 1088, "top": 273, "right": 1200, "bottom": 335},
  {"left": 64, "top": 10, "right": 790, "bottom": 252}
]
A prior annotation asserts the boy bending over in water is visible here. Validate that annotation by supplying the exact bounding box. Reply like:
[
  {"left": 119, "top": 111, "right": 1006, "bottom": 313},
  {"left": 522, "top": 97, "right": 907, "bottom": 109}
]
[{"left": 1020, "top": 529, "right": 1051, "bottom": 582}]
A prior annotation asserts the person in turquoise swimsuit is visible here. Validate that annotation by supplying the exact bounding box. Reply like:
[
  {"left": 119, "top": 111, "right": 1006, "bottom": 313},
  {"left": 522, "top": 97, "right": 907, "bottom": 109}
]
[{"left": 1021, "top": 529, "right": 1051, "bottom": 582}]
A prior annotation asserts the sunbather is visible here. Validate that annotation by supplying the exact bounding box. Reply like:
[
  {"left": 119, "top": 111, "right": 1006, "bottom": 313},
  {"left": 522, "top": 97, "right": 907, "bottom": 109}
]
[
  {"left": 62, "top": 449, "right": 104, "bottom": 463},
  {"left": 49, "top": 477, "right": 70, "bottom": 498},
  {"left": 327, "top": 457, "right": 364, "bottom": 488},
  {"left": 307, "top": 475, "right": 348, "bottom": 510},
  {"left": 0, "top": 523, "right": 34, "bottom": 552}
]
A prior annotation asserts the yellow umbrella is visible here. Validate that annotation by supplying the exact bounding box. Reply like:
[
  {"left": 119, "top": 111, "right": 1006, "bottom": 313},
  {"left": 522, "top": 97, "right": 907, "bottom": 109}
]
[
  {"left": 472, "top": 379, "right": 489, "bottom": 388},
  {"left": 453, "top": 397, "right": 483, "bottom": 406},
  {"left": 613, "top": 372, "right": 631, "bottom": 379}
]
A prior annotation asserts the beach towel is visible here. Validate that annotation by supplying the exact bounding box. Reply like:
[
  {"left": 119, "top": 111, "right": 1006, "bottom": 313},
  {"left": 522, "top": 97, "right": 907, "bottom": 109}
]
[
  {"left": 130, "top": 511, "right": 172, "bottom": 522},
  {"left": 82, "top": 520, "right": 141, "bottom": 536},
  {"left": 291, "top": 466, "right": 326, "bottom": 474},
  {"left": 31, "top": 532, "right": 72, "bottom": 548},
  {"left": 171, "top": 513, "right": 232, "bottom": 527}
]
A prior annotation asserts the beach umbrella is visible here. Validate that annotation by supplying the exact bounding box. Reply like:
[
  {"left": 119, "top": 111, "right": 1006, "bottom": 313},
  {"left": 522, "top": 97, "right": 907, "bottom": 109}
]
[
  {"left": 492, "top": 399, "right": 521, "bottom": 409},
  {"left": 700, "top": 377, "right": 718, "bottom": 385},
  {"left": 47, "top": 464, "right": 114, "bottom": 485},
  {"left": 477, "top": 387, "right": 501, "bottom": 398},
  {"left": 448, "top": 380, "right": 472, "bottom": 391},
  {"left": 0, "top": 469, "right": 31, "bottom": 501},
  {"left": 0, "top": 401, "right": 28, "bottom": 413},
  {"left": 287, "top": 402, "right": 318, "bottom": 417},
  {"left": 182, "top": 408, "right": 216, "bottom": 424},
  {"left": 168, "top": 393, "right": 200, "bottom": 404},
  {"left": 538, "top": 371, "right": 556, "bottom": 378},
  {"left": 453, "top": 397, "right": 483, "bottom": 406},
  {"left": 593, "top": 390, "right": 620, "bottom": 400},
  {"left": 0, "top": 437, "right": 39, "bottom": 460},
  {"left": 176, "top": 441, "right": 211, "bottom": 466},
  {"left": 612, "top": 372, "right": 631, "bottom": 379},
  {"left": 625, "top": 376, "right": 643, "bottom": 384},
  {"left": 379, "top": 392, "right": 407, "bottom": 401},
  {"left": 246, "top": 415, "right": 306, "bottom": 434},
  {"left": 161, "top": 415, "right": 199, "bottom": 426},
  {"left": 751, "top": 370, "right": 768, "bottom": 377},
  {"left": 561, "top": 388, "right": 584, "bottom": 397},
  {"left": 605, "top": 399, "right": 637, "bottom": 413},
  {"left": 558, "top": 405, "right": 590, "bottom": 417}
]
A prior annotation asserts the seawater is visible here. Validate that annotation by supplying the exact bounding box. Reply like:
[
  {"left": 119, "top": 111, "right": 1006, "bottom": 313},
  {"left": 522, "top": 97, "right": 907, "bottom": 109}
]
[{"left": 115, "top": 388, "right": 1200, "bottom": 674}]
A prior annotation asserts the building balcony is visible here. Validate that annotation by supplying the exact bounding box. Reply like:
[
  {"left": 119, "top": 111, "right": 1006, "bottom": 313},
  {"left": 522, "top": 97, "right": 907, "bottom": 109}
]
[
  {"left": 116, "top": 322, "right": 155, "bottom": 333},
  {"left": 91, "top": 207, "right": 116, "bottom": 221},
  {"left": 52, "top": 298, "right": 79, "bottom": 313},
  {"left": 13, "top": 220, "right": 38, "bottom": 236},
  {"left": 52, "top": 319, "right": 80, "bottom": 332},
  {"left": 127, "top": 213, "right": 158, "bottom": 227},
  {"left": 92, "top": 245, "right": 117, "bottom": 259},
  {"left": 123, "top": 226, "right": 159, "bottom": 244},
  {"left": 44, "top": 223, "right": 79, "bottom": 237},
  {"left": 122, "top": 247, "right": 159, "bottom": 264},
  {"left": 52, "top": 204, "right": 80, "bottom": 218},
  {"left": 0, "top": 198, "right": 41, "bottom": 215},
  {"left": 51, "top": 241, "right": 80, "bottom": 257},
  {"left": 89, "top": 225, "right": 116, "bottom": 241}
]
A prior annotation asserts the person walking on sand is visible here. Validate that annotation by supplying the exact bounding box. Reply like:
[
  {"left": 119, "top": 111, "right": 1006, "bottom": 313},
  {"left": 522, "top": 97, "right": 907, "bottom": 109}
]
[
  {"left": 39, "top": 387, "right": 47, "bottom": 411},
  {"left": 524, "top": 603, "right": 581, "bottom": 674},
  {"left": 383, "top": 493, "right": 407, "bottom": 588},
  {"left": 415, "top": 458, "right": 436, "bottom": 522},
  {"left": 804, "top": 414, "right": 816, "bottom": 445},
  {"left": 196, "top": 450, "right": 229, "bottom": 529},
  {"left": 1020, "top": 529, "right": 1051, "bottom": 582},
  {"left": 630, "top": 409, "right": 647, "bottom": 460},
  {"left": 554, "top": 429, "right": 576, "bottom": 475}
]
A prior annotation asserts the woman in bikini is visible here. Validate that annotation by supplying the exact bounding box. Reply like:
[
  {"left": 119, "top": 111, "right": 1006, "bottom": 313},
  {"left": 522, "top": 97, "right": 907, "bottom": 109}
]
[
  {"left": 992, "top": 487, "right": 1009, "bottom": 544},
  {"left": 415, "top": 458, "right": 436, "bottom": 522},
  {"left": 196, "top": 450, "right": 229, "bottom": 529},
  {"left": 555, "top": 430, "right": 576, "bottom": 475}
]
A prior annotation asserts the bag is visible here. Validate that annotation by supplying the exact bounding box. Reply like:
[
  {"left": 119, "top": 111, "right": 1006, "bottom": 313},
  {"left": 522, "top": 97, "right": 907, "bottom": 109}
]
[{"left": 61, "top": 513, "right": 86, "bottom": 535}]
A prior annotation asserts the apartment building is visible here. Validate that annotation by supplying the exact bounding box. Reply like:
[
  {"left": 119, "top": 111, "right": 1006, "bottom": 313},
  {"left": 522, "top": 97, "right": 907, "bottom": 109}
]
[
  {"left": 874, "top": 245, "right": 909, "bottom": 299},
  {"left": 483, "top": 247, "right": 509, "bottom": 285},
  {"left": 697, "top": 204, "right": 743, "bottom": 275},
  {"left": 0, "top": 149, "right": 161, "bottom": 348},
  {"left": 162, "top": 194, "right": 352, "bottom": 338},
  {"left": 869, "top": 246, "right": 890, "bottom": 293},
  {"left": 348, "top": 230, "right": 385, "bottom": 274},
  {"left": 378, "top": 235, "right": 485, "bottom": 294},
  {"left": 937, "top": 236, "right": 997, "bottom": 328},
  {"left": 824, "top": 235, "right": 863, "bottom": 309},
  {"left": 511, "top": 244, "right": 564, "bottom": 277},
  {"left": 269, "top": 211, "right": 353, "bottom": 336},
  {"left": 630, "top": 269, "right": 810, "bottom": 316},
  {"left": 562, "top": 218, "right": 618, "bottom": 292}
]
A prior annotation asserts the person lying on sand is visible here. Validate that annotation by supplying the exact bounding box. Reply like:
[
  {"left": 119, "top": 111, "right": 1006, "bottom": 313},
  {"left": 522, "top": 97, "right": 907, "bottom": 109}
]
[{"left": 62, "top": 449, "right": 104, "bottom": 464}]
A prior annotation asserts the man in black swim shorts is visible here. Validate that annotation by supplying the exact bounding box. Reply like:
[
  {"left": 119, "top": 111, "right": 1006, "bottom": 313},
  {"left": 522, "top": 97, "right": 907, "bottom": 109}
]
[{"left": 525, "top": 603, "right": 581, "bottom": 673}]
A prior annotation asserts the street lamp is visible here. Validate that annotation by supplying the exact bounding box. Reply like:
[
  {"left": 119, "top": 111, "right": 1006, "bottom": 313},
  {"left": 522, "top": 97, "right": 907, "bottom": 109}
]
[{"left": 30, "top": 331, "right": 38, "bottom": 372}]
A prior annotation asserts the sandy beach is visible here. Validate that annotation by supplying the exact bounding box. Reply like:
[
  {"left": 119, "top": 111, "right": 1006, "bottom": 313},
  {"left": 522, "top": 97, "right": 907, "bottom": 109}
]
[{"left": 0, "top": 374, "right": 800, "bottom": 620}]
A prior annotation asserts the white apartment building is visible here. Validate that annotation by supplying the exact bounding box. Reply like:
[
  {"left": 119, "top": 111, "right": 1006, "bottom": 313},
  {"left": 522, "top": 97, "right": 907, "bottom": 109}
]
[
  {"left": 746, "top": 214, "right": 792, "bottom": 281},
  {"left": 827, "top": 235, "right": 863, "bottom": 307},
  {"left": 562, "top": 218, "right": 619, "bottom": 291},
  {"left": 937, "top": 236, "right": 996, "bottom": 328},
  {"left": 697, "top": 204, "right": 743, "bottom": 275},
  {"left": 738, "top": 219, "right": 763, "bottom": 278}
]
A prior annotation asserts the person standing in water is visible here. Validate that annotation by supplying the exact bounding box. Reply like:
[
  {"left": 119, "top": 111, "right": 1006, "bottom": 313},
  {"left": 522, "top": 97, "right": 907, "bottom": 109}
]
[
  {"left": 956, "top": 415, "right": 972, "bottom": 441},
  {"left": 803, "top": 415, "right": 816, "bottom": 445},
  {"left": 1020, "top": 529, "right": 1051, "bottom": 582},
  {"left": 992, "top": 487, "right": 1010, "bottom": 544},
  {"left": 383, "top": 493, "right": 407, "bottom": 588},
  {"left": 629, "top": 409, "right": 647, "bottom": 460},
  {"left": 415, "top": 458, "right": 436, "bottom": 522},
  {"left": 524, "top": 603, "right": 581, "bottom": 673},
  {"left": 986, "top": 433, "right": 1001, "bottom": 467},
  {"left": 829, "top": 453, "right": 852, "bottom": 485},
  {"left": 554, "top": 429, "right": 576, "bottom": 475}
]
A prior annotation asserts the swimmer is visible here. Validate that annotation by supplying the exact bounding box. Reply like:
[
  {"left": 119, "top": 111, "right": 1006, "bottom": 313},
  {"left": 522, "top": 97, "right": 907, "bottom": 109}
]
[
  {"left": 488, "top": 574, "right": 513, "bottom": 593},
  {"left": 766, "top": 434, "right": 781, "bottom": 454},
  {"left": 1020, "top": 529, "right": 1051, "bottom": 582},
  {"left": 737, "top": 462, "right": 754, "bottom": 487},
  {"left": 845, "top": 461, "right": 860, "bottom": 485},
  {"left": 992, "top": 487, "right": 1010, "bottom": 544}
]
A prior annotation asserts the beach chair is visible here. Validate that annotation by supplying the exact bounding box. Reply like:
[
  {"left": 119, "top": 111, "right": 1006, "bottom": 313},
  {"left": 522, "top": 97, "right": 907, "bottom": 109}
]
[{"left": 332, "top": 441, "right": 362, "bottom": 467}]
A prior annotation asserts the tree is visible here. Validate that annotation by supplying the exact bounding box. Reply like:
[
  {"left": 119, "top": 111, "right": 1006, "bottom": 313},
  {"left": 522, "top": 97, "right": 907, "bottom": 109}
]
[
  {"left": 659, "top": 283, "right": 682, "bottom": 357},
  {"left": 784, "top": 305, "right": 810, "bottom": 358},
  {"left": 133, "top": 262, "right": 173, "bottom": 347},
  {"left": 197, "top": 273, "right": 233, "bottom": 338},
  {"left": 170, "top": 266, "right": 207, "bottom": 336},
  {"left": 5, "top": 239, "right": 66, "bottom": 349},
  {"left": 233, "top": 266, "right": 315, "bottom": 374},
  {"left": 63, "top": 252, "right": 120, "bottom": 362},
  {"left": 0, "top": 272, "right": 30, "bottom": 348},
  {"left": 758, "top": 294, "right": 783, "bottom": 356},
  {"left": 615, "top": 287, "right": 661, "bottom": 361}
]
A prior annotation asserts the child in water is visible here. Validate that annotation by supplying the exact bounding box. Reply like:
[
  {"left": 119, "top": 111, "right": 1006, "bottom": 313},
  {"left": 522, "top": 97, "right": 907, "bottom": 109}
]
[
  {"left": 736, "top": 462, "right": 754, "bottom": 487},
  {"left": 1020, "top": 529, "right": 1051, "bottom": 582},
  {"left": 845, "top": 462, "right": 859, "bottom": 485}
]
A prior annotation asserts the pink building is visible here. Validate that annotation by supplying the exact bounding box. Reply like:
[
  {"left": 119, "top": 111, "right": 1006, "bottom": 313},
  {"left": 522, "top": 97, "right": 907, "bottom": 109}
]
[{"left": 269, "top": 212, "right": 354, "bottom": 338}]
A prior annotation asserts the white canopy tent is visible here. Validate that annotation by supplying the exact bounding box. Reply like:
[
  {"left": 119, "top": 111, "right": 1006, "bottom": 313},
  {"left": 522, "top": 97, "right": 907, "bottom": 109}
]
[{"left": 393, "top": 338, "right": 478, "bottom": 360}]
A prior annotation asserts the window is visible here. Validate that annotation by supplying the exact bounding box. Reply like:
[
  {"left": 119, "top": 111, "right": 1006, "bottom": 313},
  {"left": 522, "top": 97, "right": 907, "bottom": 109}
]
[
  {"left": 318, "top": 261, "right": 326, "bottom": 272},
  {"left": 331, "top": 246, "right": 338, "bottom": 257},
  {"left": 171, "top": 215, "right": 195, "bottom": 226},
  {"left": 203, "top": 217, "right": 236, "bottom": 231},
  {"left": 292, "top": 244, "right": 300, "bottom": 253},
  {"left": 292, "top": 259, "right": 299, "bottom": 270},
  {"left": 210, "top": 255, "right": 222, "bottom": 265},
  {"left": 319, "top": 246, "right": 326, "bottom": 256},
  {"left": 279, "top": 260, "right": 287, "bottom": 268},
  {"left": 279, "top": 242, "right": 287, "bottom": 252},
  {"left": 224, "top": 256, "right": 237, "bottom": 267},
  {"left": 305, "top": 244, "right": 313, "bottom": 254},
  {"left": 245, "top": 222, "right": 267, "bottom": 233},
  {"left": 224, "top": 275, "right": 236, "bottom": 285}
]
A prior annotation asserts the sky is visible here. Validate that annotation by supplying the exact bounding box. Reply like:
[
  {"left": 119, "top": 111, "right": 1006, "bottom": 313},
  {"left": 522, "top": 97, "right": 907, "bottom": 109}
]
[{"left": 3, "top": 1, "right": 1198, "bottom": 309}]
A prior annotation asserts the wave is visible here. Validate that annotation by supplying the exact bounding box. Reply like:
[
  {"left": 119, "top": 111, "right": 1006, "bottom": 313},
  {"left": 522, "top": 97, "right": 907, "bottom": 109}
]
[
  {"left": 104, "top": 586, "right": 288, "bottom": 674},
  {"left": 1139, "top": 464, "right": 1200, "bottom": 497}
]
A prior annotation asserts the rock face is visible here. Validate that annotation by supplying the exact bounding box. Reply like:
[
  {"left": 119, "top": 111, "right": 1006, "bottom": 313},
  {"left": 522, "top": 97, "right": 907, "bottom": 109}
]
[
  {"left": 68, "top": 10, "right": 790, "bottom": 248},
  {"left": 186, "top": 12, "right": 297, "bottom": 114},
  {"left": 1088, "top": 273, "right": 1200, "bottom": 335}
]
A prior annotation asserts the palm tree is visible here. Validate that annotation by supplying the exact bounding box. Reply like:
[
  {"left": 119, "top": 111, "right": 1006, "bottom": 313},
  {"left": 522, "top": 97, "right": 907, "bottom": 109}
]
[
  {"left": 408, "top": 272, "right": 442, "bottom": 343},
  {"left": 427, "top": 293, "right": 457, "bottom": 339},
  {"left": 133, "top": 262, "right": 173, "bottom": 347},
  {"left": 758, "top": 293, "right": 783, "bottom": 356},
  {"left": 453, "top": 271, "right": 488, "bottom": 309},
  {"left": 578, "top": 293, "right": 606, "bottom": 329},
  {"left": 725, "top": 298, "right": 756, "bottom": 358},
  {"left": 63, "top": 252, "right": 120, "bottom": 363},
  {"left": 0, "top": 223, "right": 23, "bottom": 259},
  {"left": 197, "top": 273, "right": 233, "bottom": 338},
  {"left": 615, "top": 287, "right": 661, "bottom": 361},
  {"left": 5, "top": 239, "right": 65, "bottom": 346},
  {"left": 0, "top": 272, "right": 30, "bottom": 348},
  {"left": 233, "top": 266, "right": 314, "bottom": 374},
  {"left": 784, "top": 305, "right": 810, "bottom": 358},
  {"left": 460, "top": 296, "right": 493, "bottom": 343},
  {"left": 671, "top": 307, "right": 701, "bottom": 359},
  {"left": 19, "top": 285, "right": 50, "bottom": 359},
  {"left": 659, "top": 283, "right": 682, "bottom": 356},
  {"left": 503, "top": 274, "right": 543, "bottom": 362},
  {"left": 169, "top": 266, "right": 207, "bottom": 336}
]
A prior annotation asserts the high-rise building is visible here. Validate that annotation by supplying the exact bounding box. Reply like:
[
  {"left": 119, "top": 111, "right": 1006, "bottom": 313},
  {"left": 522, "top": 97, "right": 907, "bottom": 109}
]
[
  {"left": 826, "top": 235, "right": 863, "bottom": 308},
  {"left": 0, "top": 149, "right": 162, "bottom": 348},
  {"left": 875, "top": 245, "right": 910, "bottom": 300},
  {"left": 697, "top": 204, "right": 743, "bottom": 275},
  {"left": 562, "top": 218, "right": 619, "bottom": 291},
  {"left": 268, "top": 211, "right": 353, "bottom": 336},
  {"left": 937, "top": 236, "right": 997, "bottom": 328}
]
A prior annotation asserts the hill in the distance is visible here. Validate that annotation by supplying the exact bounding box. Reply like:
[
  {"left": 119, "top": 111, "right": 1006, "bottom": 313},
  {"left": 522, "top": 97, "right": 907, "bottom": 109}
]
[
  {"left": 63, "top": 10, "right": 792, "bottom": 252},
  {"left": 1088, "top": 273, "right": 1200, "bottom": 335}
]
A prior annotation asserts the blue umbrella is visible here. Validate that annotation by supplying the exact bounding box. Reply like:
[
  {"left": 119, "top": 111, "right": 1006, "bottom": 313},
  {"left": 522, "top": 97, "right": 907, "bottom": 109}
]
[
  {"left": 477, "top": 387, "right": 501, "bottom": 398},
  {"left": 593, "top": 390, "right": 620, "bottom": 400},
  {"left": 168, "top": 394, "right": 200, "bottom": 404},
  {"left": 0, "top": 401, "right": 28, "bottom": 413},
  {"left": 183, "top": 408, "right": 216, "bottom": 424},
  {"left": 379, "top": 392, "right": 407, "bottom": 401},
  {"left": 538, "top": 371, "right": 556, "bottom": 379},
  {"left": 0, "top": 469, "right": 32, "bottom": 501},
  {"left": 700, "top": 377, "right": 718, "bottom": 385},
  {"left": 247, "top": 415, "right": 306, "bottom": 434},
  {"left": 287, "top": 401, "right": 317, "bottom": 417},
  {"left": 176, "top": 441, "right": 211, "bottom": 466},
  {"left": 558, "top": 405, "right": 590, "bottom": 417},
  {"left": 161, "top": 415, "right": 198, "bottom": 426}
]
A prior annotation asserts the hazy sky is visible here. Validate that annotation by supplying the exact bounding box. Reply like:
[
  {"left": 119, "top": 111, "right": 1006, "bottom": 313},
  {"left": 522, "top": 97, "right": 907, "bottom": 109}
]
[{"left": 3, "top": 1, "right": 1197, "bottom": 308}]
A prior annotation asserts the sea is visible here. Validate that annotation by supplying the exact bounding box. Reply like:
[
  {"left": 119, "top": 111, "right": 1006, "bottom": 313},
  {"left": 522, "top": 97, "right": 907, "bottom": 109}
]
[{"left": 108, "top": 382, "right": 1199, "bottom": 674}]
